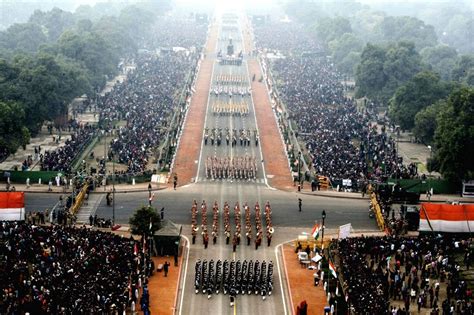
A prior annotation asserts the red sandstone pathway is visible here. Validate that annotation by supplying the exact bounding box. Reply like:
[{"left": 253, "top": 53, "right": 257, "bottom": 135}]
[
  {"left": 242, "top": 21, "right": 294, "bottom": 190},
  {"left": 147, "top": 248, "right": 184, "bottom": 315},
  {"left": 173, "top": 24, "right": 218, "bottom": 186},
  {"left": 283, "top": 244, "right": 328, "bottom": 315}
]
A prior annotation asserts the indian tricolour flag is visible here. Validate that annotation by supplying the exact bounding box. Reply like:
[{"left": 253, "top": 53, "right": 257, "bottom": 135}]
[
  {"left": 329, "top": 260, "right": 337, "bottom": 278},
  {"left": 311, "top": 223, "right": 321, "bottom": 240},
  {"left": 0, "top": 192, "right": 25, "bottom": 221}
]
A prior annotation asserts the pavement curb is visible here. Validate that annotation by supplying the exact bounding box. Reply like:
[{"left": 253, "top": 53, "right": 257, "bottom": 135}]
[
  {"left": 173, "top": 238, "right": 186, "bottom": 315},
  {"left": 280, "top": 242, "right": 295, "bottom": 315},
  {"left": 13, "top": 187, "right": 169, "bottom": 194}
]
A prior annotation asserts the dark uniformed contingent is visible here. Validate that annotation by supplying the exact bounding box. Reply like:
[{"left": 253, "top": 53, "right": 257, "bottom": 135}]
[
  {"left": 204, "top": 128, "right": 258, "bottom": 147},
  {"left": 205, "top": 155, "right": 258, "bottom": 180},
  {"left": 194, "top": 259, "right": 274, "bottom": 300},
  {"left": 191, "top": 201, "right": 273, "bottom": 251}
]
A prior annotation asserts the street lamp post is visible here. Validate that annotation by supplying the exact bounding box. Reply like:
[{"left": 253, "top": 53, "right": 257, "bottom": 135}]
[
  {"left": 112, "top": 153, "right": 115, "bottom": 226},
  {"left": 298, "top": 151, "right": 302, "bottom": 186},
  {"left": 148, "top": 183, "right": 152, "bottom": 207},
  {"left": 427, "top": 145, "right": 432, "bottom": 196},
  {"left": 103, "top": 130, "right": 107, "bottom": 192},
  {"left": 321, "top": 210, "right": 326, "bottom": 250}
]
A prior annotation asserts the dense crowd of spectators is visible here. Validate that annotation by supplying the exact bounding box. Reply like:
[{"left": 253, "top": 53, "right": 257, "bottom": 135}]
[
  {"left": 0, "top": 222, "right": 150, "bottom": 314},
  {"left": 254, "top": 20, "right": 417, "bottom": 186},
  {"left": 253, "top": 21, "right": 321, "bottom": 54},
  {"left": 4, "top": 18, "right": 207, "bottom": 176},
  {"left": 335, "top": 235, "right": 473, "bottom": 314},
  {"left": 97, "top": 51, "right": 200, "bottom": 173},
  {"left": 40, "top": 124, "right": 96, "bottom": 173},
  {"left": 147, "top": 16, "right": 208, "bottom": 49}
]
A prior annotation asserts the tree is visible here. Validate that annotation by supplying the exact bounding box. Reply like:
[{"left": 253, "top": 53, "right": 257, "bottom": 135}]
[
  {"left": 29, "top": 8, "right": 76, "bottom": 42},
  {"left": 413, "top": 101, "right": 445, "bottom": 144},
  {"left": 315, "top": 16, "right": 352, "bottom": 46},
  {"left": 374, "top": 16, "right": 438, "bottom": 50},
  {"left": 92, "top": 16, "right": 137, "bottom": 56},
  {"left": 0, "top": 101, "right": 30, "bottom": 155},
  {"left": 0, "top": 22, "right": 48, "bottom": 53},
  {"left": 328, "top": 33, "right": 363, "bottom": 74},
  {"left": 382, "top": 42, "right": 423, "bottom": 101},
  {"left": 420, "top": 45, "right": 459, "bottom": 81},
  {"left": 57, "top": 30, "right": 119, "bottom": 89},
  {"left": 338, "top": 51, "right": 361, "bottom": 76},
  {"left": 129, "top": 206, "right": 162, "bottom": 235},
  {"left": 389, "top": 71, "right": 452, "bottom": 130},
  {"left": 434, "top": 87, "right": 474, "bottom": 182},
  {"left": 355, "top": 43, "right": 387, "bottom": 101},
  {"left": 451, "top": 55, "right": 474, "bottom": 86},
  {"left": 442, "top": 14, "right": 474, "bottom": 54}
]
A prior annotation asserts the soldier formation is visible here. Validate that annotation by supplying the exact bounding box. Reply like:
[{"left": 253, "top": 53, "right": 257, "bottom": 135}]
[
  {"left": 205, "top": 155, "right": 258, "bottom": 180},
  {"left": 211, "top": 100, "right": 249, "bottom": 115},
  {"left": 194, "top": 259, "right": 274, "bottom": 300},
  {"left": 191, "top": 201, "right": 274, "bottom": 250},
  {"left": 204, "top": 128, "right": 258, "bottom": 146}
]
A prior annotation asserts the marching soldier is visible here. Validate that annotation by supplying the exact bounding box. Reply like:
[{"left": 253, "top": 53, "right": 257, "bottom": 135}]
[
  {"left": 203, "top": 231, "right": 209, "bottom": 249},
  {"left": 255, "top": 231, "right": 262, "bottom": 250},
  {"left": 191, "top": 200, "right": 198, "bottom": 244},
  {"left": 232, "top": 234, "right": 237, "bottom": 252},
  {"left": 267, "top": 228, "right": 273, "bottom": 247},
  {"left": 195, "top": 259, "right": 202, "bottom": 293}
]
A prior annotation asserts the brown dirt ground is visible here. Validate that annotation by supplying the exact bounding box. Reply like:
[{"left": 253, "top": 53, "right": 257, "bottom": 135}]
[
  {"left": 172, "top": 24, "right": 218, "bottom": 186},
  {"left": 242, "top": 24, "right": 294, "bottom": 190},
  {"left": 283, "top": 244, "right": 328, "bottom": 315},
  {"left": 147, "top": 252, "right": 184, "bottom": 315}
]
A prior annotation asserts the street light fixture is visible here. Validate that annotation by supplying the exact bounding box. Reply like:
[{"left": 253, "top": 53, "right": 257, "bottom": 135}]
[
  {"left": 148, "top": 183, "right": 152, "bottom": 207},
  {"left": 112, "top": 152, "right": 115, "bottom": 227},
  {"left": 321, "top": 210, "right": 326, "bottom": 250},
  {"left": 427, "top": 145, "right": 432, "bottom": 196},
  {"left": 298, "top": 151, "right": 302, "bottom": 185}
]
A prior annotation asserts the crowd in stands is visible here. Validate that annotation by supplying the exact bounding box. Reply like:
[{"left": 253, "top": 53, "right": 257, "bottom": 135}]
[
  {"left": 253, "top": 22, "right": 321, "bottom": 54},
  {"left": 3, "top": 19, "right": 207, "bottom": 177},
  {"left": 335, "top": 235, "right": 473, "bottom": 314},
  {"left": 98, "top": 51, "right": 199, "bottom": 173},
  {"left": 0, "top": 222, "right": 151, "bottom": 314},
  {"left": 40, "top": 124, "right": 96, "bottom": 173},
  {"left": 148, "top": 16, "right": 208, "bottom": 49},
  {"left": 254, "top": 20, "right": 417, "bottom": 186}
]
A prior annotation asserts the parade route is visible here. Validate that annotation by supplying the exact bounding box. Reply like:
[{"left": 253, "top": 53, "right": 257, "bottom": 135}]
[{"left": 173, "top": 24, "right": 218, "bottom": 186}]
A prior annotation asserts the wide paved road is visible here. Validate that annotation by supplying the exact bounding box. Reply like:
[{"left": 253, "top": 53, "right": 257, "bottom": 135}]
[
  {"left": 25, "top": 185, "right": 375, "bottom": 230},
  {"left": 196, "top": 15, "right": 265, "bottom": 185}
]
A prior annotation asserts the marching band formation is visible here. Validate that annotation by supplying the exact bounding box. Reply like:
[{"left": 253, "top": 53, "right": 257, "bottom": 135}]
[
  {"left": 205, "top": 155, "right": 258, "bottom": 180},
  {"left": 194, "top": 259, "right": 274, "bottom": 301},
  {"left": 211, "top": 100, "right": 249, "bottom": 115},
  {"left": 204, "top": 128, "right": 258, "bottom": 146},
  {"left": 190, "top": 200, "right": 274, "bottom": 250},
  {"left": 214, "top": 75, "right": 246, "bottom": 85}
]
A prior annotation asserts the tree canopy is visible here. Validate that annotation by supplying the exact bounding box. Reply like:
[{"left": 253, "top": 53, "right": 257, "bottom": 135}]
[
  {"left": 373, "top": 16, "right": 438, "bottom": 50},
  {"left": 420, "top": 45, "right": 458, "bottom": 81},
  {"left": 389, "top": 71, "right": 452, "bottom": 131},
  {"left": 433, "top": 87, "right": 474, "bottom": 182},
  {"left": 129, "top": 206, "right": 162, "bottom": 236},
  {"left": 0, "top": 2, "right": 163, "bottom": 156},
  {"left": 356, "top": 42, "right": 423, "bottom": 103}
]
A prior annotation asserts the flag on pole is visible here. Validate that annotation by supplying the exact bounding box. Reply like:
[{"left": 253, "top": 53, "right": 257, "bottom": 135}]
[
  {"left": 311, "top": 223, "right": 322, "bottom": 240},
  {"left": 329, "top": 260, "right": 337, "bottom": 278}
]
